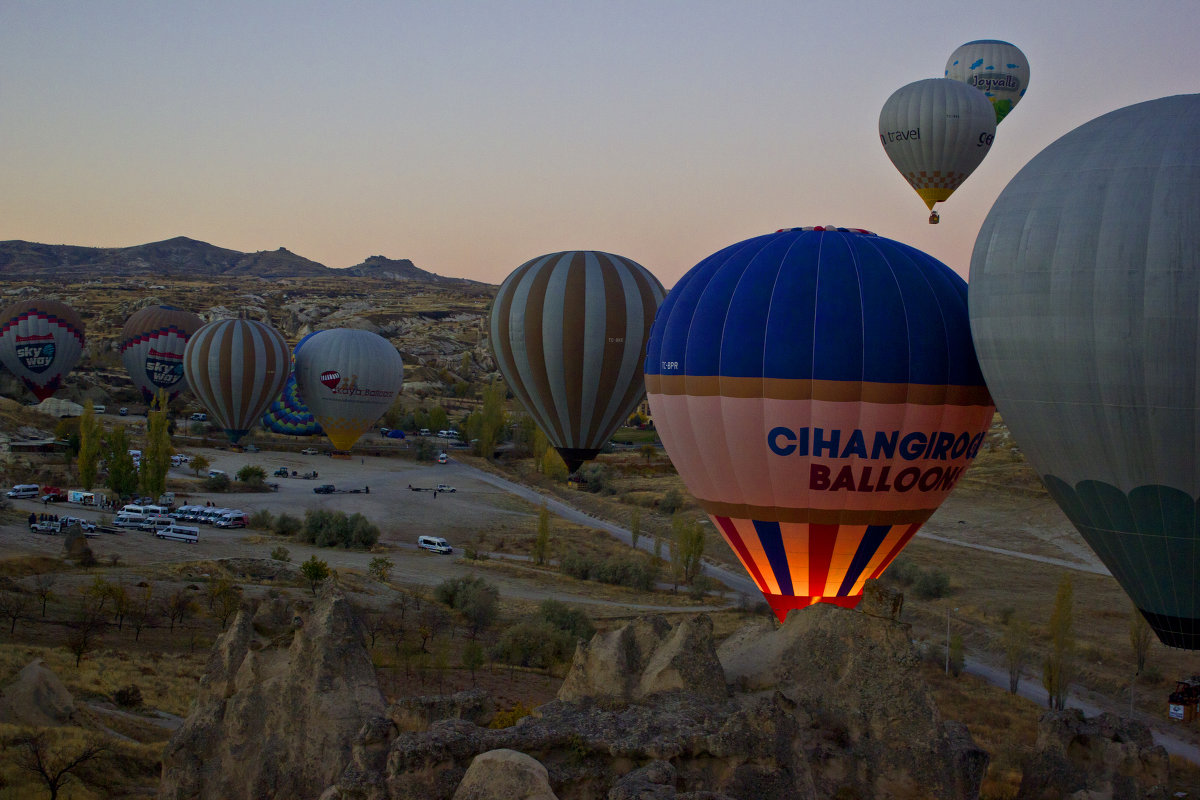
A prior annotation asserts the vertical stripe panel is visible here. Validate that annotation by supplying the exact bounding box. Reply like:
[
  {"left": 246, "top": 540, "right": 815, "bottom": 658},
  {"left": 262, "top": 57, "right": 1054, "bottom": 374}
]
[
  {"left": 511, "top": 257, "right": 566, "bottom": 443},
  {"left": 713, "top": 515, "right": 769, "bottom": 594},
  {"left": 836, "top": 525, "right": 892, "bottom": 597},
  {"left": 782, "top": 523, "right": 810, "bottom": 599},
  {"left": 556, "top": 254, "right": 588, "bottom": 445},
  {"left": 806, "top": 523, "right": 839, "bottom": 598},
  {"left": 868, "top": 522, "right": 923, "bottom": 581},
  {"left": 752, "top": 520, "right": 793, "bottom": 596},
  {"left": 576, "top": 252, "right": 608, "bottom": 446},
  {"left": 731, "top": 518, "right": 781, "bottom": 594}
]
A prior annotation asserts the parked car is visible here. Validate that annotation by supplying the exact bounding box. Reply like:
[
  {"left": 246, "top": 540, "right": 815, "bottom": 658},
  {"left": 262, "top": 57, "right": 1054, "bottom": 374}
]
[
  {"left": 437, "top": 453, "right": 449, "bottom": 464},
  {"left": 59, "top": 516, "right": 97, "bottom": 533},
  {"left": 417, "top": 535, "right": 453, "bottom": 554},
  {"left": 301, "top": 448, "right": 321, "bottom": 455},
  {"left": 313, "top": 484, "right": 336, "bottom": 494},
  {"left": 190, "top": 412, "right": 207, "bottom": 421},
  {"left": 243, "top": 444, "right": 259, "bottom": 452},
  {"left": 119, "top": 407, "right": 128, "bottom": 416},
  {"left": 435, "top": 484, "right": 456, "bottom": 493}
]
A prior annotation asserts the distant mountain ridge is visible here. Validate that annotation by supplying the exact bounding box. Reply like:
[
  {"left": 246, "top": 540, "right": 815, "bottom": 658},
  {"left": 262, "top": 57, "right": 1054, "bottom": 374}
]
[{"left": 0, "top": 236, "right": 489, "bottom": 287}]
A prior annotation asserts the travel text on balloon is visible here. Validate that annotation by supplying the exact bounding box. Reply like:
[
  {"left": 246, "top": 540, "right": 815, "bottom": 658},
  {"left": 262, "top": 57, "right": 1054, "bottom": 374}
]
[{"left": 879, "top": 128, "right": 920, "bottom": 147}]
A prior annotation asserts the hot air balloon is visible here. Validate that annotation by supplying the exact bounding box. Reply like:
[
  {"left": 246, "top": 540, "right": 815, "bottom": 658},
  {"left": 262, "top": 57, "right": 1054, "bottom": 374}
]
[
  {"left": 489, "top": 250, "right": 666, "bottom": 474},
  {"left": 261, "top": 373, "right": 323, "bottom": 436},
  {"left": 182, "top": 318, "right": 289, "bottom": 444},
  {"left": 646, "top": 226, "right": 994, "bottom": 621},
  {"left": 969, "top": 94, "right": 1200, "bottom": 649},
  {"left": 879, "top": 78, "right": 996, "bottom": 223},
  {"left": 119, "top": 305, "right": 203, "bottom": 403},
  {"left": 293, "top": 329, "right": 403, "bottom": 451},
  {"left": 0, "top": 299, "right": 85, "bottom": 401},
  {"left": 945, "top": 40, "right": 1029, "bottom": 124}
]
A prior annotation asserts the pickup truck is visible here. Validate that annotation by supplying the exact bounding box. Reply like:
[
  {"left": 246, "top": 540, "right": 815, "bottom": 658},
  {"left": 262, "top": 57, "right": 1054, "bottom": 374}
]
[
  {"left": 301, "top": 448, "right": 321, "bottom": 456},
  {"left": 313, "top": 484, "right": 336, "bottom": 494},
  {"left": 435, "top": 484, "right": 456, "bottom": 493}
]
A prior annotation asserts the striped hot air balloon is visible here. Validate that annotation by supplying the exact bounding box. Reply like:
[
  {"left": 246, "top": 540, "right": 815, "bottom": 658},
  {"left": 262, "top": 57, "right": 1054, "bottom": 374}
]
[
  {"left": 119, "top": 305, "right": 203, "bottom": 403},
  {"left": 293, "top": 329, "right": 403, "bottom": 451},
  {"left": 489, "top": 250, "right": 666, "bottom": 474},
  {"left": 0, "top": 299, "right": 85, "bottom": 401},
  {"left": 646, "top": 226, "right": 994, "bottom": 621},
  {"left": 182, "top": 318, "right": 289, "bottom": 443},
  {"left": 879, "top": 78, "right": 996, "bottom": 222}
]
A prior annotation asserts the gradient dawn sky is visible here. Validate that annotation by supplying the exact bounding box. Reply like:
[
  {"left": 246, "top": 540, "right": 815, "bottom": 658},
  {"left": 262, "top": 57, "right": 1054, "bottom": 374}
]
[{"left": 2, "top": 1, "right": 1196, "bottom": 287}]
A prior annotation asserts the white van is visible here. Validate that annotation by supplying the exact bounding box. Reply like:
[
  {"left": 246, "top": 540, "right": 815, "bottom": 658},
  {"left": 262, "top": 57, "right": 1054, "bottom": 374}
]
[
  {"left": 158, "top": 524, "right": 199, "bottom": 543},
  {"left": 6, "top": 484, "right": 40, "bottom": 499},
  {"left": 92, "top": 405, "right": 106, "bottom": 414},
  {"left": 113, "top": 513, "right": 145, "bottom": 528},
  {"left": 207, "top": 469, "right": 227, "bottom": 479},
  {"left": 190, "top": 412, "right": 207, "bottom": 421},
  {"left": 120, "top": 504, "right": 147, "bottom": 517},
  {"left": 417, "top": 535, "right": 452, "bottom": 554},
  {"left": 215, "top": 511, "right": 248, "bottom": 529},
  {"left": 137, "top": 514, "right": 174, "bottom": 532}
]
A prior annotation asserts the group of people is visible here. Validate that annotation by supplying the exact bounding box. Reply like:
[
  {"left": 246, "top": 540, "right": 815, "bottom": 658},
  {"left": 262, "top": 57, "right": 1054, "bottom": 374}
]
[{"left": 29, "top": 511, "right": 60, "bottom": 527}]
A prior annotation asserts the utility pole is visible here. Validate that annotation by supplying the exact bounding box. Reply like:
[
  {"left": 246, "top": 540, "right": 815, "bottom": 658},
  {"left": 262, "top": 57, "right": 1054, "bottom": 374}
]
[{"left": 945, "top": 605, "right": 959, "bottom": 675}]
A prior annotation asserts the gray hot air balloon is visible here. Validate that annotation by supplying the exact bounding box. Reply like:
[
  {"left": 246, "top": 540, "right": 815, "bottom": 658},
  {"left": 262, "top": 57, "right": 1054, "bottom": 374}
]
[
  {"left": 489, "top": 250, "right": 666, "bottom": 474},
  {"left": 969, "top": 94, "right": 1200, "bottom": 648}
]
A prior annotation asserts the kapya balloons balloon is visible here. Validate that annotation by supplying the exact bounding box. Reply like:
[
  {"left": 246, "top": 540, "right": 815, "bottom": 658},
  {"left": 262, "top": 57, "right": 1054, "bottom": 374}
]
[
  {"left": 945, "top": 40, "right": 1030, "bottom": 124},
  {"left": 879, "top": 78, "right": 996, "bottom": 221},
  {"left": 0, "top": 299, "right": 85, "bottom": 401},
  {"left": 183, "top": 318, "right": 289, "bottom": 444},
  {"left": 293, "top": 328, "right": 403, "bottom": 451},
  {"left": 119, "top": 305, "right": 203, "bottom": 403},
  {"left": 490, "top": 250, "right": 666, "bottom": 474},
  {"left": 970, "top": 94, "right": 1200, "bottom": 649},
  {"left": 646, "top": 226, "right": 994, "bottom": 621}
]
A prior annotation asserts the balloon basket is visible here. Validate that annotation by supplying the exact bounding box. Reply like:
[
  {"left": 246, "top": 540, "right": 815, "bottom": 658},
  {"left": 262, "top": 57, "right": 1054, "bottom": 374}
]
[
  {"left": 765, "top": 593, "right": 862, "bottom": 624},
  {"left": 330, "top": 450, "right": 352, "bottom": 460}
]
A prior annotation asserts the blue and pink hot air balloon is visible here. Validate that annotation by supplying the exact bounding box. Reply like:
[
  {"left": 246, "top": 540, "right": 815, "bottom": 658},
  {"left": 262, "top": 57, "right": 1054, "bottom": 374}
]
[{"left": 645, "top": 226, "right": 994, "bottom": 621}]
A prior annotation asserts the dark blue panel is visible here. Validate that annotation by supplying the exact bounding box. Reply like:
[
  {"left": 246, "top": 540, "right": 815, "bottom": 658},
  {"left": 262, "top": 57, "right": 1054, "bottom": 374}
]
[
  {"left": 721, "top": 234, "right": 802, "bottom": 378},
  {"left": 810, "top": 234, "right": 865, "bottom": 382},
  {"left": 837, "top": 524, "right": 891, "bottom": 597},
  {"left": 762, "top": 232, "right": 822, "bottom": 381},
  {"left": 753, "top": 519, "right": 793, "bottom": 596},
  {"left": 852, "top": 238, "right": 910, "bottom": 384}
]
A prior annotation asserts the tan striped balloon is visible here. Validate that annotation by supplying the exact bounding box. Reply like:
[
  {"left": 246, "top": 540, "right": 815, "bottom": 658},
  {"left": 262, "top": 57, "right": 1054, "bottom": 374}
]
[
  {"left": 182, "top": 318, "right": 289, "bottom": 443},
  {"left": 490, "top": 250, "right": 665, "bottom": 473}
]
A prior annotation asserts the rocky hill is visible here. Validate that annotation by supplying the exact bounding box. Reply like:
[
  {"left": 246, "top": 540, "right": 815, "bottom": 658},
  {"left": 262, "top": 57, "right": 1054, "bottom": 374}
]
[{"left": 0, "top": 236, "right": 489, "bottom": 288}]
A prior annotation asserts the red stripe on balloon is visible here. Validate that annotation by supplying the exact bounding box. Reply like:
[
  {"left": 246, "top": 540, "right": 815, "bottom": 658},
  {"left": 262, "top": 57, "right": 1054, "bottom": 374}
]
[
  {"left": 714, "top": 516, "right": 769, "bottom": 593},
  {"left": 868, "top": 522, "right": 922, "bottom": 582},
  {"left": 807, "top": 523, "right": 840, "bottom": 597}
]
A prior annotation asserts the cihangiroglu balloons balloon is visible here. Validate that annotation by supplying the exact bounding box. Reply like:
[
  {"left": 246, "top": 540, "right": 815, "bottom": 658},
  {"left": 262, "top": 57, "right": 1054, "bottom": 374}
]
[
  {"left": 969, "top": 94, "right": 1200, "bottom": 649},
  {"left": 879, "top": 78, "right": 996, "bottom": 223},
  {"left": 945, "top": 40, "right": 1029, "bottom": 124},
  {"left": 183, "top": 318, "right": 289, "bottom": 444},
  {"left": 646, "top": 226, "right": 994, "bottom": 621},
  {"left": 293, "top": 329, "right": 403, "bottom": 451},
  {"left": 261, "top": 373, "right": 323, "bottom": 436},
  {"left": 489, "top": 250, "right": 666, "bottom": 474},
  {"left": 0, "top": 298, "right": 85, "bottom": 401},
  {"left": 118, "top": 305, "right": 203, "bottom": 403}
]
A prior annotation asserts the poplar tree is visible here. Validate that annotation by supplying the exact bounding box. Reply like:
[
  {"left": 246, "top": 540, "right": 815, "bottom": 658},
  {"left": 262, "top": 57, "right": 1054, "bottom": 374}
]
[
  {"left": 77, "top": 401, "right": 102, "bottom": 490},
  {"left": 533, "top": 503, "right": 551, "bottom": 565},
  {"left": 141, "top": 389, "right": 172, "bottom": 496},
  {"left": 1042, "top": 573, "right": 1075, "bottom": 710},
  {"left": 103, "top": 428, "right": 139, "bottom": 498}
]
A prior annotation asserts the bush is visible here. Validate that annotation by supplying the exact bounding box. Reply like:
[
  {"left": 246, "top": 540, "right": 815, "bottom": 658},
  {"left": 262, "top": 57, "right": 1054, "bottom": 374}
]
[
  {"left": 659, "top": 489, "right": 685, "bottom": 515},
  {"left": 270, "top": 546, "right": 291, "bottom": 562},
  {"left": 274, "top": 512, "right": 302, "bottom": 537},
  {"left": 558, "top": 552, "right": 656, "bottom": 591},
  {"left": 113, "top": 684, "right": 143, "bottom": 708},
  {"left": 248, "top": 509, "right": 274, "bottom": 530},
  {"left": 490, "top": 620, "right": 575, "bottom": 669},
  {"left": 236, "top": 464, "right": 267, "bottom": 488},
  {"left": 300, "top": 509, "right": 380, "bottom": 550},
  {"left": 539, "top": 599, "right": 595, "bottom": 641},
  {"left": 204, "top": 473, "right": 231, "bottom": 492},
  {"left": 913, "top": 569, "right": 952, "bottom": 600},
  {"left": 560, "top": 551, "right": 593, "bottom": 581},
  {"left": 884, "top": 557, "right": 922, "bottom": 587}
]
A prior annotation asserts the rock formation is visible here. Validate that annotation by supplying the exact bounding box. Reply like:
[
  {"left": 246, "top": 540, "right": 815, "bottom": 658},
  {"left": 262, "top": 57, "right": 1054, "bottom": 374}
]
[
  {"left": 1016, "top": 709, "right": 1169, "bottom": 799},
  {"left": 0, "top": 658, "right": 79, "bottom": 728},
  {"left": 157, "top": 586, "right": 386, "bottom": 800},
  {"left": 452, "top": 749, "right": 559, "bottom": 800}
]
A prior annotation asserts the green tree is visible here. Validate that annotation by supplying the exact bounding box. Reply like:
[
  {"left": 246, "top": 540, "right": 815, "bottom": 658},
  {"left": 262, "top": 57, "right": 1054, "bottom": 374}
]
[
  {"left": 77, "top": 402, "right": 103, "bottom": 490},
  {"left": 429, "top": 405, "right": 449, "bottom": 433},
  {"left": 191, "top": 454, "right": 210, "bottom": 478},
  {"left": 140, "top": 389, "right": 172, "bottom": 497},
  {"left": 640, "top": 443, "right": 657, "bottom": 464},
  {"left": 459, "top": 350, "right": 472, "bottom": 375},
  {"left": 236, "top": 464, "right": 266, "bottom": 488},
  {"left": 369, "top": 556, "right": 394, "bottom": 583},
  {"left": 1002, "top": 614, "right": 1031, "bottom": 694},
  {"left": 300, "top": 555, "right": 332, "bottom": 594},
  {"left": 532, "top": 426, "right": 549, "bottom": 466},
  {"left": 475, "top": 378, "right": 508, "bottom": 458},
  {"left": 533, "top": 503, "right": 551, "bottom": 566},
  {"left": 11, "top": 730, "right": 108, "bottom": 800},
  {"left": 1043, "top": 573, "right": 1075, "bottom": 710},
  {"left": 669, "top": 514, "right": 705, "bottom": 588},
  {"left": 541, "top": 448, "right": 567, "bottom": 481},
  {"left": 462, "top": 640, "right": 485, "bottom": 685},
  {"left": 103, "top": 427, "right": 139, "bottom": 498},
  {"left": 630, "top": 508, "right": 642, "bottom": 551},
  {"left": 1130, "top": 603, "right": 1153, "bottom": 675},
  {"left": 948, "top": 633, "right": 965, "bottom": 677}
]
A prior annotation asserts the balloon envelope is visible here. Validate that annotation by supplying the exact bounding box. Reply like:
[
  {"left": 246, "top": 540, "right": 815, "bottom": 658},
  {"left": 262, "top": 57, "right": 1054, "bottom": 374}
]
[
  {"left": 490, "top": 250, "right": 665, "bottom": 473},
  {"left": 969, "top": 94, "right": 1200, "bottom": 648},
  {"left": 119, "top": 305, "right": 203, "bottom": 403},
  {"left": 945, "top": 40, "right": 1029, "bottom": 124},
  {"left": 879, "top": 78, "right": 996, "bottom": 212},
  {"left": 261, "top": 373, "right": 323, "bottom": 436},
  {"left": 183, "top": 318, "right": 289, "bottom": 444},
  {"left": 0, "top": 299, "right": 85, "bottom": 401},
  {"left": 646, "top": 226, "right": 994, "bottom": 621},
  {"left": 293, "top": 329, "right": 403, "bottom": 451}
]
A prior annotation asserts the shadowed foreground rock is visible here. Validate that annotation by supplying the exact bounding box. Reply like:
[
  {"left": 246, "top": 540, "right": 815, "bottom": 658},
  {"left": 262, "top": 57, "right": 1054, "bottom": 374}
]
[
  {"left": 323, "top": 582, "right": 989, "bottom": 800},
  {"left": 1016, "top": 709, "right": 1169, "bottom": 799},
  {"left": 157, "top": 587, "right": 385, "bottom": 800}
]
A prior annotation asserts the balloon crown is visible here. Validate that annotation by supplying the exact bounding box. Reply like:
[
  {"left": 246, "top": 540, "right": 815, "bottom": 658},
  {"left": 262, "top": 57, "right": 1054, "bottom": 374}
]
[{"left": 774, "top": 226, "right": 877, "bottom": 235}]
